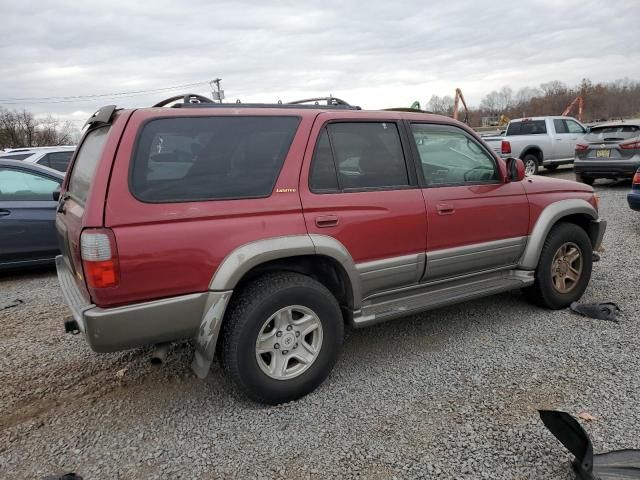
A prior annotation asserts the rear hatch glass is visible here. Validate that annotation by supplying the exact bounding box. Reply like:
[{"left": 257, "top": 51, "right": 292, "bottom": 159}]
[
  {"left": 586, "top": 125, "right": 640, "bottom": 142},
  {"left": 67, "top": 126, "right": 110, "bottom": 204}
]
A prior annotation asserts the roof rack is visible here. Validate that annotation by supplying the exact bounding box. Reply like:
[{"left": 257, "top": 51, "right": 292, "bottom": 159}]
[{"left": 152, "top": 94, "right": 361, "bottom": 110}]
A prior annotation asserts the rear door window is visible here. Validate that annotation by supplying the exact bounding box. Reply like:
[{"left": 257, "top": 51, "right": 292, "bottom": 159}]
[
  {"left": 42, "top": 151, "right": 74, "bottom": 172},
  {"left": 68, "top": 127, "right": 110, "bottom": 203},
  {"left": 130, "top": 116, "right": 300, "bottom": 203},
  {"left": 323, "top": 122, "right": 409, "bottom": 191}
]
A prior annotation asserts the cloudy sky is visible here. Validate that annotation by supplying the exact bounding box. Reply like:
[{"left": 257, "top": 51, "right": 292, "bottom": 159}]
[{"left": 1, "top": 0, "right": 639, "bottom": 127}]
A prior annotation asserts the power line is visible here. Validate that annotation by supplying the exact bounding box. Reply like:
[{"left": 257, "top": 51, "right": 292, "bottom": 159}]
[{"left": 0, "top": 81, "right": 210, "bottom": 105}]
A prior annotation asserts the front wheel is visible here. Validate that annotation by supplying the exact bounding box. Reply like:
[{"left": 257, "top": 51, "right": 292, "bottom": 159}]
[
  {"left": 523, "top": 223, "right": 593, "bottom": 309},
  {"left": 523, "top": 154, "right": 539, "bottom": 176},
  {"left": 220, "top": 272, "right": 343, "bottom": 404}
]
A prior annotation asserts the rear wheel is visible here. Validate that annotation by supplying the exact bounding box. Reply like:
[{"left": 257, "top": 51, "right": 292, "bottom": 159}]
[
  {"left": 576, "top": 173, "right": 595, "bottom": 185},
  {"left": 523, "top": 154, "right": 539, "bottom": 176},
  {"left": 221, "top": 272, "right": 343, "bottom": 404},
  {"left": 523, "top": 223, "right": 593, "bottom": 309}
]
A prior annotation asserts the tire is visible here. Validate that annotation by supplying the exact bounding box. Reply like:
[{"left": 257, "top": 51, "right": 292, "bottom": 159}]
[
  {"left": 220, "top": 272, "right": 344, "bottom": 404},
  {"left": 545, "top": 164, "right": 558, "bottom": 171},
  {"left": 523, "top": 223, "right": 593, "bottom": 310},
  {"left": 523, "top": 154, "right": 539, "bottom": 176},
  {"left": 576, "top": 173, "right": 595, "bottom": 185}
]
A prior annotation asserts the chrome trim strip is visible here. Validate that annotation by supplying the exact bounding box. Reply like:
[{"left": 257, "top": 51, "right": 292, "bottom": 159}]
[
  {"left": 425, "top": 236, "right": 528, "bottom": 280},
  {"left": 356, "top": 253, "right": 425, "bottom": 298},
  {"left": 352, "top": 269, "right": 534, "bottom": 328}
]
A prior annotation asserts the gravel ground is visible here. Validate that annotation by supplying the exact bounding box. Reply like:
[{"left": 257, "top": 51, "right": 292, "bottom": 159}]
[{"left": 1, "top": 168, "right": 638, "bottom": 479}]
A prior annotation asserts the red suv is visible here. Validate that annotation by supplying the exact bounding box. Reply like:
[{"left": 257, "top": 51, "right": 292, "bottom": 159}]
[{"left": 55, "top": 95, "right": 606, "bottom": 404}]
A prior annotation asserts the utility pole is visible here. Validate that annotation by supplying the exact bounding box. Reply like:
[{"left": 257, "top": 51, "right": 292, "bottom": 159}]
[{"left": 210, "top": 78, "right": 224, "bottom": 103}]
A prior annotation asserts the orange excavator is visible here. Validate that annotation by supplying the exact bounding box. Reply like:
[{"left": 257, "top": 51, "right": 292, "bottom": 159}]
[
  {"left": 561, "top": 96, "right": 584, "bottom": 122},
  {"left": 453, "top": 88, "right": 470, "bottom": 124}
]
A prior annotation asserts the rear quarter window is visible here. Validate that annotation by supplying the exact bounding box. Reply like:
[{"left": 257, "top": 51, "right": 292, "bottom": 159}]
[{"left": 130, "top": 116, "right": 300, "bottom": 203}]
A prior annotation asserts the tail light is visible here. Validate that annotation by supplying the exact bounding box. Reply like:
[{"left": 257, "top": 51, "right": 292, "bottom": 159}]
[
  {"left": 80, "top": 228, "right": 119, "bottom": 288},
  {"left": 501, "top": 140, "right": 511, "bottom": 155},
  {"left": 620, "top": 140, "right": 640, "bottom": 150},
  {"left": 633, "top": 170, "right": 640, "bottom": 185},
  {"left": 575, "top": 143, "right": 588, "bottom": 152}
]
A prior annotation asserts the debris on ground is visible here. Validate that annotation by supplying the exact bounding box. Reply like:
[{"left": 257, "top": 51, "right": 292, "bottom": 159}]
[
  {"left": 1, "top": 299, "right": 24, "bottom": 310},
  {"left": 570, "top": 302, "right": 622, "bottom": 322},
  {"left": 540, "top": 410, "right": 640, "bottom": 479}
]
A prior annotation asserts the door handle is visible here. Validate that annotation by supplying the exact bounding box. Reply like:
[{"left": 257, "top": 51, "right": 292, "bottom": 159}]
[
  {"left": 315, "top": 215, "right": 339, "bottom": 228},
  {"left": 436, "top": 203, "right": 455, "bottom": 215},
  {"left": 0, "top": 209, "right": 10, "bottom": 217}
]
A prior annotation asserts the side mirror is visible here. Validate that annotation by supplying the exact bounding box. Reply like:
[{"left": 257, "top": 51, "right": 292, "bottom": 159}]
[
  {"left": 585, "top": 126, "right": 591, "bottom": 134},
  {"left": 506, "top": 157, "right": 526, "bottom": 182},
  {"left": 53, "top": 187, "right": 61, "bottom": 202}
]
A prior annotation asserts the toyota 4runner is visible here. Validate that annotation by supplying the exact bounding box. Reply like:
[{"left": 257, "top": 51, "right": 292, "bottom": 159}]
[{"left": 55, "top": 95, "right": 606, "bottom": 404}]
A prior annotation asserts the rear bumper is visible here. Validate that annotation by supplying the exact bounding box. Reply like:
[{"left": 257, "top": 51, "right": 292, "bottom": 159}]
[
  {"left": 574, "top": 159, "right": 640, "bottom": 178},
  {"left": 55, "top": 256, "right": 230, "bottom": 353},
  {"left": 628, "top": 191, "right": 640, "bottom": 211}
]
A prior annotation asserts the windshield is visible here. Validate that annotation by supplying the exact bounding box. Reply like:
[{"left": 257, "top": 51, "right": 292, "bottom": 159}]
[{"left": 586, "top": 125, "right": 640, "bottom": 141}]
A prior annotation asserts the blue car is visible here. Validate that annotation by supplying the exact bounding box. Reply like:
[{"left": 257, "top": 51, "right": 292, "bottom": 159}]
[
  {"left": 0, "top": 159, "right": 64, "bottom": 270},
  {"left": 629, "top": 168, "right": 640, "bottom": 211}
]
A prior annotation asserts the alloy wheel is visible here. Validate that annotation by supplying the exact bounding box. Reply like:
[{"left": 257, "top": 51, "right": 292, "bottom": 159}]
[{"left": 255, "top": 305, "right": 323, "bottom": 380}]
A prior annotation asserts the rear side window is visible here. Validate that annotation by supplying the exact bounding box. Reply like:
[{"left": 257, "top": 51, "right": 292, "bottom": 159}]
[
  {"left": 131, "top": 116, "right": 300, "bottom": 202},
  {"left": 68, "top": 127, "right": 110, "bottom": 203},
  {"left": 309, "top": 122, "right": 409, "bottom": 192},
  {"left": 506, "top": 120, "right": 547, "bottom": 135},
  {"left": 42, "top": 151, "right": 74, "bottom": 172},
  {"left": 553, "top": 119, "right": 568, "bottom": 134}
]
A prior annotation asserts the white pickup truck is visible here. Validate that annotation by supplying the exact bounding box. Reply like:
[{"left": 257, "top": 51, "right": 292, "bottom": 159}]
[{"left": 483, "top": 116, "right": 588, "bottom": 175}]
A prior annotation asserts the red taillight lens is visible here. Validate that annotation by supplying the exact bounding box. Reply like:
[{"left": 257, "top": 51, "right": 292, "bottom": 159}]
[
  {"left": 501, "top": 140, "right": 511, "bottom": 155},
  {"left": 575, "top": 143, "right": 588, "bottom": 152},
  {"left": 620, "top": 140, "right": 640, "bottom": 150},
  {"left": 633, "top": 171, "right": 640, "bottom": 185},
  {"left": 80, "top": 229, "right": 119, "bottom": 288}
]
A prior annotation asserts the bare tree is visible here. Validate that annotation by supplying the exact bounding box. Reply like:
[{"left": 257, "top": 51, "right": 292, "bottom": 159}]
[
  {"left": 426, "top": 95, "right": 454, "bottom": 115},
  {"left": 0, "top": 108, "right": 76, "bottom": 149}
]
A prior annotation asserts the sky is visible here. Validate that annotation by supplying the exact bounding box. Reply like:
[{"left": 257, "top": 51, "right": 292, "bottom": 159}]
[{"left": 1, "top": 0, "right": 639, "bottom": 128}]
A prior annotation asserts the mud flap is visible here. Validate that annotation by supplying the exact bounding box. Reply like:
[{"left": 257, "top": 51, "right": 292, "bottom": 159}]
[
  {"left": 191, "top": 291, "right": 232, "bottom": 379},
  {"left": 539, "top": 410, "right": 640, "bottom": 479}
]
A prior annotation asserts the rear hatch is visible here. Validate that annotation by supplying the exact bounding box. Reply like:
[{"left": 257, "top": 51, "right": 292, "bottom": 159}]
[
  {"left": 56, "top": 110, "right": 123, "bottom": 299},
  {"left": 578, "top": 124, "right": 640, "bottom": 160}
]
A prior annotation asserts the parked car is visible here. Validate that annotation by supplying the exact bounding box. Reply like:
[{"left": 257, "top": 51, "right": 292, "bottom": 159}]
[
  {"left": 0, "top": 146, "right": 75, "bottom": 172},
  {"left": 483, "top": 116, "right": 588, "bottom": 175},
  {"left": 0, "top": 159, "right": 63, "bottom": 270},
  {"left": 54, "top": 99, "right": 606, "bottom": 404},
  {"left": 574, "top": 122, "right": 640, "bottom": 185},
  {"left": 22, "top": 146, "right": 75, "bottom": 172},
  {"left": 628, "top": 168, "right": 640, "bottom": 211}
]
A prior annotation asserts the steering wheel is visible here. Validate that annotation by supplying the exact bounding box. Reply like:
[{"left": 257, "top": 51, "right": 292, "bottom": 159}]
[{"left": 153, "top": 94, "right": 215, "bottom": 107}]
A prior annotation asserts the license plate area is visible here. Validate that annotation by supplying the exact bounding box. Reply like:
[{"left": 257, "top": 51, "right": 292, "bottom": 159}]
[{"left": 596, "top": 149, "right": 610, "bottom": 158}]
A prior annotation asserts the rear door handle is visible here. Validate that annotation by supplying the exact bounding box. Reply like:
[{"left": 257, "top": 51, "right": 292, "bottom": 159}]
[
  {"left": 315, "top": 215, "right": 339, "bottom": 228},
  {"left": 0, "top": 209, "right": 10, "bottom": 217},
  {"left": 436, "top": 203, "right": 455, "bottom": 215}
]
